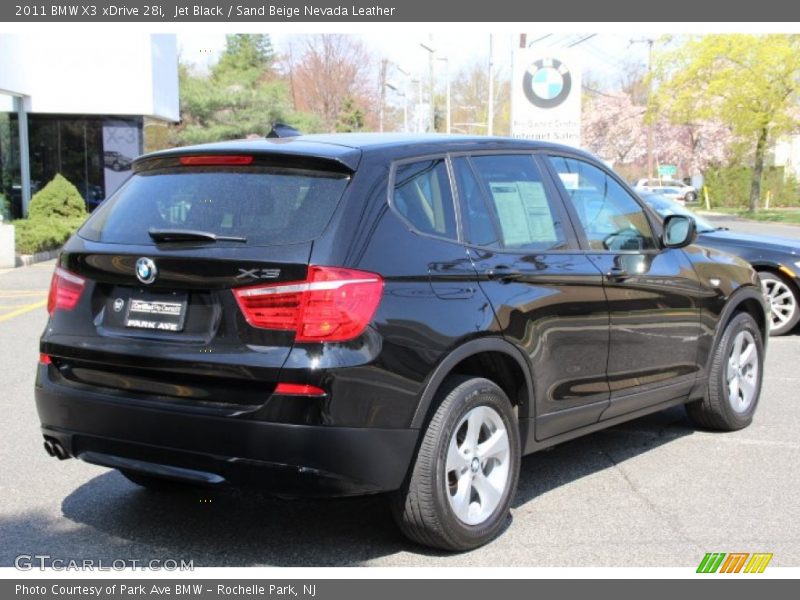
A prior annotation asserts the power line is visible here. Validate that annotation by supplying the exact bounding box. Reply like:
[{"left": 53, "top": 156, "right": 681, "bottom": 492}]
[{"left": 568, "top": 34, "right": 597, "bottom": 48}]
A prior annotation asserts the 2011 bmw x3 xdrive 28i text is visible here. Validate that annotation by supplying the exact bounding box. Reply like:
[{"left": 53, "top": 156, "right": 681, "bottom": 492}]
[{"left": 36, "top": 134, "right": 768, "bottom": 551}]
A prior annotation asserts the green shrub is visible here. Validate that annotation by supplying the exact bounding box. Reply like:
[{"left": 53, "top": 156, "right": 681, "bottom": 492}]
[
  {"left": 0, "top": 193, "right": 9, "bottom": 222},
  {"left": 13, "top": 216, "right": 85, "bottom": 255},
  {"left": 27, "top": 173, "right": 87, "bottom": 220},
  {"left": 704, "top": 166, "right": 800, "bottom": 208}
]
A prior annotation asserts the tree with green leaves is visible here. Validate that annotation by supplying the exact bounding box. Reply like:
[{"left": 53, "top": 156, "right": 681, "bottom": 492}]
[
  {"left": 173, "top": 34, "right": 314, "bottom": 145},
  {"left": 213, "top": 34, "right": 275, "bottom": 87},
  {"left": 654, "top": 34, "right": 800, "bottom": 212}
]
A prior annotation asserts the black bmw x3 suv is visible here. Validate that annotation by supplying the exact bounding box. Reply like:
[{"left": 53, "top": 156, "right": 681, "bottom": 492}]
[{"left": 36, "top": 134, "right": 768, "bottom": 551}]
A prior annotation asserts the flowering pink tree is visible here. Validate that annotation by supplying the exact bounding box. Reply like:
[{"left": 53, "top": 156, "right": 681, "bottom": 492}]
[
  {"left": 582, "top": 93, "right": 647, "bottom": 165},
  {"left": 654, "top": 119, "right": 734, "bottom": 175}
]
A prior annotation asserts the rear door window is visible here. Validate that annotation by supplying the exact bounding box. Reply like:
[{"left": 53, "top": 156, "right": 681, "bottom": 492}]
[
  {"left": 79, "top": 166, "right": 350, "bottom": 246},
  {"left": 468, "top": 154, "right": 568, "bottom": 251}
]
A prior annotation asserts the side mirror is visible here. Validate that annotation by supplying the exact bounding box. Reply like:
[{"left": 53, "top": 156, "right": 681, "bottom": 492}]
[{"left": 662, "top": 214, "right": 697, "bottom": 248}]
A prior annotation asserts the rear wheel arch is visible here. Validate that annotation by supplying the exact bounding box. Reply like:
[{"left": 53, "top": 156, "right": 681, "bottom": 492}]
[{"left": 410, "top": 338, "right": 534, "bottom": 432}]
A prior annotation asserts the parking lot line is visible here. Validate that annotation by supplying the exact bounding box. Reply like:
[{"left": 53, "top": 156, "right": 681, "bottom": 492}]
[
  {"left": 0, "top": 300, "right": 47, "bottom": 323},
  {"left": 0, "top": 291, "right": 48, "bottom": 298}
]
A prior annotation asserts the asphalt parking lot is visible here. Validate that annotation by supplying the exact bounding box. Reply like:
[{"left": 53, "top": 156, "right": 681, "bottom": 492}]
[{"left": 1, "top": 220, "right": 799, "bottom": 568}]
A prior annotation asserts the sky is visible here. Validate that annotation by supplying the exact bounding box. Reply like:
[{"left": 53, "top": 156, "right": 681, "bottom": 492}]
[{"left": 176, "top": 31, "right": 652, "bottom": 93}]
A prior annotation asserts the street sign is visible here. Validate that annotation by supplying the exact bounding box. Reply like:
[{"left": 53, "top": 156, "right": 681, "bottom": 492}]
[{"left": 658, "top": 165, "right": 677, "bottom": 177}]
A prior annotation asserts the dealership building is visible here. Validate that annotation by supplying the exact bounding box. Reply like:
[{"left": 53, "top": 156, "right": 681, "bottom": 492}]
[{"left": 0, "top": 33, "right": 179, "bottom": 219}]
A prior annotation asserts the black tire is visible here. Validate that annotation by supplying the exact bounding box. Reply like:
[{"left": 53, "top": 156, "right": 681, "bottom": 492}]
[
  {"left": 392, "top": 377, "right": 521, "bottom": 551},
  {"left": 120, "top": 469, "right": 200, "bottom": 492},
  {"left": 685, "top": 191, "right": 698, "bottom": 202},
  {"left": 686, "top": 312, "right": 763, "bottom": 431},
  {"left": 758, "top": 271, "right": 800, "bottom": 336},
  {"left": 111, "top": 162, "right": 122, "bottom": 172}
]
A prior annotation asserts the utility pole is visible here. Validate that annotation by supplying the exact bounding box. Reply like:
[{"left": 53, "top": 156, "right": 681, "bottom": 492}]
[
  {"left": 395, "top": 65, "right": 412, "bottom": 132},
  {"left": 412, "top": 78, "right": 422, "bottom": 132},
  {"left": 386, "top": 83, "right": 408, "bottom": 132},
  {"left": 378, "top": 58, "right": 388, "bottom": 132},
  {"left": 437, "top": 56, "right": 450, "bottom": 133},
  {"left": 420, "top": 38, "right": 436, "bottom": 132},
  {"left": 631, "top": 37, "right": 655, "bottom": 179},
  {"left": 488, "top": 34, "right": 494, "bottom": 136}
]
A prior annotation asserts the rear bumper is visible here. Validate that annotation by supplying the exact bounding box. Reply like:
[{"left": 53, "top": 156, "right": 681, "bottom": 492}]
[{"left": 35, "top": 366, "right": 419, "bottom": 496}]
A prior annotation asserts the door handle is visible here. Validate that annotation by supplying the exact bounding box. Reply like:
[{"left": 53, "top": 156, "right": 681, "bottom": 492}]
[
  {"left": 486, "top": 266, "right": 522, "bottom": 281},
  {"left": 606, "top": 266, "right": 629, "bottom": 281}
]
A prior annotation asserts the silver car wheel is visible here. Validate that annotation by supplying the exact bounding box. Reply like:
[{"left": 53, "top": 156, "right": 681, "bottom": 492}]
[
  {"left": 761, "top": 277, "right": 797, "bottom": 331},
  {"left": 445, "top": 405, "right": 510, "bottom": 526},
  {"left": 726, "top": 330, "right": 759, "bottom": 413}
]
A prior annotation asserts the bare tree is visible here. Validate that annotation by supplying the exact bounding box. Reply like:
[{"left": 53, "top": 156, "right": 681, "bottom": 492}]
[
  {"left": 290, "top": 35, "right": 376, "bottom": 132},
  {"left": 450, "top": 61, "right": 509, "bottom": 135}
]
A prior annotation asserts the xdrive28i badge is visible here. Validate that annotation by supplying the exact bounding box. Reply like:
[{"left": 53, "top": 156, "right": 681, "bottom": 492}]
[
  {"left": 522, "top": 58, "right": 572, "bottom": 109},
  {"left": 135, "top": 257, "right": 157, "bottom": 285}
]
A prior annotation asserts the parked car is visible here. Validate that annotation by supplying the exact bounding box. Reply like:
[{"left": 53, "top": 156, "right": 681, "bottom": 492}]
[
  {"left": 37, "top": 134, "right": 768, "bottom": 551},
  {"left": 635, "top": 178, "right": 698, "bottom": 202},
  {"left": 647, "top": 185, "right": 689, "bottom": 205},
  {"left": 640, "top": 192, "right": 800, "bottom": 336},
  {"left": 104, "top": 151, "right": 133, "bottom": 171}
]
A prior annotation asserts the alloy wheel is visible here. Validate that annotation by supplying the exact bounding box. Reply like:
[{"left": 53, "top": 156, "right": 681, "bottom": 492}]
[
  {"left": 761, "top": 277, "right": 797, "bottom": 331},
  {"left": 726, "top": 330, "right": 759, "bottom": 413},
  {"left": 445, "top": 405, "right": 510, "bottom": 525}
]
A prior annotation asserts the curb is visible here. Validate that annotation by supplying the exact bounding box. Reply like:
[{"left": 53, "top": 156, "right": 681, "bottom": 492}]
[{"left": 15, "top": 249, "right": 60, "bottom": 268}]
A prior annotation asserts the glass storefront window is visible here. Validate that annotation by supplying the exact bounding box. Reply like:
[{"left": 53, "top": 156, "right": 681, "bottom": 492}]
[{"left": 25, "top": 115, "right": 141, "bottom": 212}]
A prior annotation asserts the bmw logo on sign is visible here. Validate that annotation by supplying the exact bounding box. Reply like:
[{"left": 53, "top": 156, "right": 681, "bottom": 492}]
[
  {"left": 135, "top": 257, "right": 158, "bottom": 285},
  {"left": 523, "top": 58, "right": 572, "bottom": 109}
]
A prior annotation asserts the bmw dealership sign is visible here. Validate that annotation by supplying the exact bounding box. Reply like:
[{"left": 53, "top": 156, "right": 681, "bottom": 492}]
[{"left": 512, "top": 50, "right": 581, "bottom": 146}]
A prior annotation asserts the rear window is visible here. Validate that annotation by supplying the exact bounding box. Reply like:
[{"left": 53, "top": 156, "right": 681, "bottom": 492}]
[{"left": 79, "top": 166, "right": 350, "bottom": 246}]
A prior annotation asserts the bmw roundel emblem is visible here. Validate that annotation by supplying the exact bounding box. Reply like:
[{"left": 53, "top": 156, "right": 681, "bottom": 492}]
[
  {"left": 522, "top": 58, "right": 572, "bottom": 109},
  {"left": 135, "top": 257, "right": 157, "bottom": 285}
]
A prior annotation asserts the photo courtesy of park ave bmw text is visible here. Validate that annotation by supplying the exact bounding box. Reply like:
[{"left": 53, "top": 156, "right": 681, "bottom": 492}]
[{"left": 1, "top": 0, "right": 800, "bottom": 593}]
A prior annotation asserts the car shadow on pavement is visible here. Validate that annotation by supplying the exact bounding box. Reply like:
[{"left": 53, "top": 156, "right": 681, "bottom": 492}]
[
  {"left": 513, "top": 405, "right": 695, "bottom": 510},
  {"left": 5, "top": 406, "right": 696, "bottom": 566}
]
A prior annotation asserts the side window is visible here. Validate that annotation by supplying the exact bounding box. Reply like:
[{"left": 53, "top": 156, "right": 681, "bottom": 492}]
[
  {"left": 452, "top": 157, "right": 499, "bottom": 247},
  {"left": 392, "top": 159, "right": 457, "bottom": 240},
  {"left": 470, "top": 154, "right": 568, "bottom": 250},
  {"left": 547, "top": 156, "right": 657, "bottom": 251}
]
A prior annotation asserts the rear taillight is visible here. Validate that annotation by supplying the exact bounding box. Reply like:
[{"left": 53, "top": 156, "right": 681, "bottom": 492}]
[
  {"left": 47, "top": 267, "right": 86, "bottom": 314},
  {"left": 233, "top": 266, "right": 383, "bottom": 342}
]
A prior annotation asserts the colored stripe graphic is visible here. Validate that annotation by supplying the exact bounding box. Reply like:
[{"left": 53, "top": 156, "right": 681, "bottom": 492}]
[
  {"left": 744, "top": 553, "right": 773, "bottom": 573},
  {"left": 720, "top": 553, "right": 749, "bottom": 573},
  {"left": 697, "top": 552, "right": 773, "bottom": 573},
  {"left": 697, "top": 553, "right": 726, "bottom": 573}
]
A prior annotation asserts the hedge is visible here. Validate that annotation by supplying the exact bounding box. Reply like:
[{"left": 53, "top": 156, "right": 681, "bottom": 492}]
[
  {"left": 14, "top": 216, "right": 85, "bottom": 255},
  {"left": 704, "top": 166, "right": 800, "bottom": 208},
  {"left": 13, "top": 174, "right": 88, "bottom": 255}
]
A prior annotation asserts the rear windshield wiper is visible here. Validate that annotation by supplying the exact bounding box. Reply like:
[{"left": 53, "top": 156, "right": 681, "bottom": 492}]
[{"left": 148, "top": 228, "right": 247, "bottom": 243}]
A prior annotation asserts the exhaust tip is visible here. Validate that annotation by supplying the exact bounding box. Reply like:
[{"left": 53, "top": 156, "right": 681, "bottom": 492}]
[
  {"left": 52, "top": 441, "right": 69, "bottom": 460},
  {"left": 43, "top": 437, "right": 70, "bottom": 460},
  {"left": 43, "top": 439, "right": 55, "bottom": 457}
]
